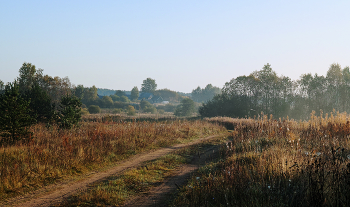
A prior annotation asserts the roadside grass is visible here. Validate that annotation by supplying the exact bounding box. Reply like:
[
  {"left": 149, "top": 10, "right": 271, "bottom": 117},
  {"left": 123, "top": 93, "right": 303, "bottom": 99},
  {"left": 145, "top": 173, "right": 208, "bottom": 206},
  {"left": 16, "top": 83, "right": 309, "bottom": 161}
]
[
  {"left": 0, "top": 119, "right": 226, "bottom": 201},
  {"left": 173, "top": 112, "right": 350, "bottom": 207},
  {"left": 56, "top": 136, "right": 228, "bottom": 206}
]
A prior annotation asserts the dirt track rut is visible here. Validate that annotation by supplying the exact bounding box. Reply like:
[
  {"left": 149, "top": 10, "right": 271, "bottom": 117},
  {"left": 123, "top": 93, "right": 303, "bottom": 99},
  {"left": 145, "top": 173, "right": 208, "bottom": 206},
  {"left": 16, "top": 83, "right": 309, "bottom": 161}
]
[{"left": 4, "top": 135, "right": 222, "bottom": 207}]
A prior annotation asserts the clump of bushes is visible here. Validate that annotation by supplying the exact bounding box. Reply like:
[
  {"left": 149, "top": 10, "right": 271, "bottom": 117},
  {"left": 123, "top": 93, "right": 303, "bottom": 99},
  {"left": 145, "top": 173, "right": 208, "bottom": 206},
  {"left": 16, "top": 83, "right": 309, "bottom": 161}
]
[{"left": 88, "top": 105, "right": 101, "bottom": 114}]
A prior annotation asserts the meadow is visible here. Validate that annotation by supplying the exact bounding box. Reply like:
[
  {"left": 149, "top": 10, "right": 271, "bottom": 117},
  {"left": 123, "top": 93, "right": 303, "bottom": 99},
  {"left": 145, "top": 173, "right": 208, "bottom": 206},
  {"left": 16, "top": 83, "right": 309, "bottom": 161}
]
[
  {"left": 0, "top": 117, "right": 226, "bottom": 201},
  {"left": 173, "top": 112, "right": 350, "bottom": 207}
]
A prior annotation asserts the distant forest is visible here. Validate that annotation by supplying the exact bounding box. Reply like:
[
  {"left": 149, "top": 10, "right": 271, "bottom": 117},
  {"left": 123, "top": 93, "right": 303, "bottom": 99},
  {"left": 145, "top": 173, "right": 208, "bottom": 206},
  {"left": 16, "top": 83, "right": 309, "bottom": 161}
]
[{"left": 200, "top": 63, "right": 350, "bottom": 120}]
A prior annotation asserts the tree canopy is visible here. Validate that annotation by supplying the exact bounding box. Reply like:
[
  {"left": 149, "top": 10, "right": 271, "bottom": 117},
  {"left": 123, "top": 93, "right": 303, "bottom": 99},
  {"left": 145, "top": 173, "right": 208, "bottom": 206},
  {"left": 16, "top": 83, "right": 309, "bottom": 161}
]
[
  {"left": 141, "top": 78, "right": 157, "bottom": 93},
  {"left": 200, "top": 63, "right": 350, "bottom": 120}
]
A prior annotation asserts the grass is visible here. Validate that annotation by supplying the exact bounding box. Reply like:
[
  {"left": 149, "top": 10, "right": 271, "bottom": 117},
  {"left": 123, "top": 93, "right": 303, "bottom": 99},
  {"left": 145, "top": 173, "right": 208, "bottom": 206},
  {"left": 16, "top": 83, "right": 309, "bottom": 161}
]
[
  {"left": 173, "top": 112, "right": 350, "bottom": 207},
  {"left": 0, "top": 118, "right": 226, "bottom": 201},
  {"left": 55, "top": 136, "right": 228, "bottom": 206}
]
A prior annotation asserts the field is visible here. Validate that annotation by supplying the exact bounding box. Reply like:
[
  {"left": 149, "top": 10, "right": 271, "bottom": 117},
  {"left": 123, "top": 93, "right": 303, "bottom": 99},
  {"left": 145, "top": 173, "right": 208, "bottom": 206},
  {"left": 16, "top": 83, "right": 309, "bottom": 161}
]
[
  {"left": 173, "top": 112, "right": 350, "bottom": 206},
  {"left": 0, "top": 117, "right": 226, "bottom": 201}
]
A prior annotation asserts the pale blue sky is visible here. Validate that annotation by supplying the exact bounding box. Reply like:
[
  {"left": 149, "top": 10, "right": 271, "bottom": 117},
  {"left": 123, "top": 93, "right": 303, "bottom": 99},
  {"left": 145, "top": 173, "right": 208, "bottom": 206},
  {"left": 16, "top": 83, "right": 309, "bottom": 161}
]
[{"left": 1, "top": 1, "right": 350, "bottom": 92}]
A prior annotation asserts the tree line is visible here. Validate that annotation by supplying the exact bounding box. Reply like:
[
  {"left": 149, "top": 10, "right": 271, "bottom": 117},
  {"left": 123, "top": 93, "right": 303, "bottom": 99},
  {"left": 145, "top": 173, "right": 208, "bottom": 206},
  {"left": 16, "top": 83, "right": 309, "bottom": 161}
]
[
  {"left": 200, "top": 63, "right": 350, "bottom": 120},
  {"left": 0, "top": 63, "right": 82, "bottom": 144}
]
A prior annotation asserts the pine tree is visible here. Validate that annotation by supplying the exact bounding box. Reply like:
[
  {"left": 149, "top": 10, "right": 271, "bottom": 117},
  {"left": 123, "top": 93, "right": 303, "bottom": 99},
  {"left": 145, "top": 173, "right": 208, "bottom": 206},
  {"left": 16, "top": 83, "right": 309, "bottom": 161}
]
[{"left": 0, "top": 83, "right": 35, "bottom": 144}]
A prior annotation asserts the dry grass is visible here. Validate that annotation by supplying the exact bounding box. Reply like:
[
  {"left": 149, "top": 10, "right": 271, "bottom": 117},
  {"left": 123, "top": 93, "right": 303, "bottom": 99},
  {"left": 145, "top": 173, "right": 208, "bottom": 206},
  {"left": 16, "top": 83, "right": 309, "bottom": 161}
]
[
  {"left": 0, "top": 119, "right": 226, "bottom": 201},
  {"left": 57, "top": 135, "right": 227, "bottom": 207},
  {"left": 174, "top": 112, "right": 350, "bottom": 207}
]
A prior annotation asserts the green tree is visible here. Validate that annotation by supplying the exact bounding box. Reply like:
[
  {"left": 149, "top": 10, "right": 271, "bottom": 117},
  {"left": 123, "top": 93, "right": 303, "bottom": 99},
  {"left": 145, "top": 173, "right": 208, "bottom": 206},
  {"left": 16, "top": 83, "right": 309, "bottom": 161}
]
[
  {"left": 141, "top": 78, "right": 157, "bottom": 93},
  {"left": 120, "top": 95, "right": 130, "bottom": 103},
  {"left": 25, "top": 83, "right": 55, "bottom": 123},
  {"left": 102, "top": 96, "right": 114, "bottom": 108},
  {"left": 74, "top": 85, "right": 85, "bottom": 100},
  {"left": 88, "top": 105, "right": 101, "bottom": 114},
  {"left": 110, "top": 95, "right": 120, "bottom": 102},
  {"left": 175, "top": 98, "right": 195, "bottom": 116},
  {"left": 57, "top": 95, "right": 82, "bottom": 129},
  {"left": 115, "top": 90, "right": 125, "bottom": 97},
  {"left": 18, "top": 62, "right": 37, "bottom": 93},
  {"left": 0, "top": 83, "right": 35, "bottom": 143},
  {"left": 131, "top": 86, "right": 139, "bottom": 101}
]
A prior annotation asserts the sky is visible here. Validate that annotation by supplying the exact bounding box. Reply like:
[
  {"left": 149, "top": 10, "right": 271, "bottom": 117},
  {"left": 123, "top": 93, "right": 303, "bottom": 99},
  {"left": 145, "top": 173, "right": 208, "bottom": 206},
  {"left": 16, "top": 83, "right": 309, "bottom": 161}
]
[{"left": 1, "top": 0, "right": 350, "bottom": 93}]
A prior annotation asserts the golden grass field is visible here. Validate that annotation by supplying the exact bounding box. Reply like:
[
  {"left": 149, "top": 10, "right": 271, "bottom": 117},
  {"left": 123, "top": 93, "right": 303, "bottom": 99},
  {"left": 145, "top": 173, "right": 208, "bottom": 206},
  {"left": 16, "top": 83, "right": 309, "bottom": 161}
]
[
  {"left": 0, "top": 118, "right": 226, "bottom": 201},
  {"left": 174, "top": 112, "right": 350, "bottom": 207}
]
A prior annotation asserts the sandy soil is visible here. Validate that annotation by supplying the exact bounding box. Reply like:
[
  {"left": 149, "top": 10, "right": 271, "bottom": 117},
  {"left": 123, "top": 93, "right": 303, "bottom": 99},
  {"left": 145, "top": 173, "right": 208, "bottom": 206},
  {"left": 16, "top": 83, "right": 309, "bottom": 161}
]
[{"left": 3, "top": 135, "right": 223, "bottom": 207}]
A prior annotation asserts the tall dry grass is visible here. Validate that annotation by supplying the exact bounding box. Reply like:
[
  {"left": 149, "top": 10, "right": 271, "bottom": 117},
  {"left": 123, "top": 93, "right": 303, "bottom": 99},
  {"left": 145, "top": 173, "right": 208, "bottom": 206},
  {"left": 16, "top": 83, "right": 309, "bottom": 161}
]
[
  {"left": 0, "top": 119, "right": 225, "bottom": 200},
  {"left": 174, "top": 112, "right": 350, "bottom": 207}
]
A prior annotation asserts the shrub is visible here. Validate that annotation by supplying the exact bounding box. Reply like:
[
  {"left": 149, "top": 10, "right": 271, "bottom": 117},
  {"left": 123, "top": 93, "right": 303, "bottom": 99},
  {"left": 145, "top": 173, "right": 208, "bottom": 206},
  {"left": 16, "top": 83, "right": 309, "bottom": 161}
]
[
  {"left": 127, "top": 105, "right": 136, "bottom": 116},
  {"left": 112, "top": 108, "right": 123, "bottom": 114},
  {"left": 88, "top": 105, "right": 101, "bottom": 114}
]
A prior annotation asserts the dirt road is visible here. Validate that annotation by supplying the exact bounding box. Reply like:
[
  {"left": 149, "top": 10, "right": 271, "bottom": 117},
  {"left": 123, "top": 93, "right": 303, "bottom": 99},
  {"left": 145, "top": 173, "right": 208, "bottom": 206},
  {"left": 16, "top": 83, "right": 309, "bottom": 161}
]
[{"left": 4, "top": 135, "right": 224, "bottom": 207}]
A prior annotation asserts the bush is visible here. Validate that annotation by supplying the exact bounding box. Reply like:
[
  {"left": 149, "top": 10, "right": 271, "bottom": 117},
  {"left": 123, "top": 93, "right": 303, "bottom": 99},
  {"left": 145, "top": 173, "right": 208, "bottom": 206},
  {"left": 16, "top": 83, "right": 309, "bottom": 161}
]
[
  {"left": 112, "top": 108, "right": 123, "bottom": 114},
  {"left": 88, "top": 105, "right": 101, "bottom": 114},
  {"left": 144, "top": 106, "right": 157, "bottom": 114},
  {"left": 127, "top": 105, "right": 136, "bottom": 116}
]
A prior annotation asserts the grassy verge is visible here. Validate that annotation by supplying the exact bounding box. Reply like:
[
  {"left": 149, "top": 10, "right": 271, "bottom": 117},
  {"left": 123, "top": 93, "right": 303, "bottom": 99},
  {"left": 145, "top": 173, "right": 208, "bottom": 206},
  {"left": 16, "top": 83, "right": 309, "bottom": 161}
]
[
  {"left": 172, "top": 113, "right": 350, "bottom": 207},
  {"left": 56, "top": 135, "right": 228, "bottom": 206},
  {"left": 0, "top": 119, "right": 226, "bottom": 201}
]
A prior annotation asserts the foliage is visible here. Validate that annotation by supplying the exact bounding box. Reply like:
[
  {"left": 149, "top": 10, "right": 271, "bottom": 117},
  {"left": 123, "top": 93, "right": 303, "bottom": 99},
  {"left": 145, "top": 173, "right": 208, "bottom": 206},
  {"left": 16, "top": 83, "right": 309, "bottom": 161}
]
[
  {"left": 110, "top": 94, "right": 120, "bottom": 102},
  {"left": 140, "top": 100, "right": 156, "bottom": 113},
  {"left": 127, "top": 105, "right": 136, "bottom": 116},
  {"left": 0, "top": 83, "right": 35, "bottom": 144},
  {"left": 115, "top": 90, "right": 126, "bottom": 97},
  {"left": 200, "top": 63, "right": 350, "bottom": 119},
  {"left": 141, "top": 78, "right": 157, "bottom": 93},
  {"left": 119, "top": 95, "right": 129, "bottom": 103},
  {"left": 191, "top": 84, "right": 221, "bottom": 103},
  {"left": 88, "top": 105, "right": 101, "bottom": 114},
  {"left": 175, "top": 98, "right": 195, "bottom": 117},
  {"left": 130, "top": 86, "right": 139, "bottom": 101},
  {"left": 153, "top": 89, "right": 179, "bottom": 102},
  {"left": 102, "top": 96, "right": 114, "bottom": 108},
  {"left": 112, "top": 108, "right": 123, "bottom": 114},
  {"left": 25, "top": 83, "right": 55, "bottom": 123},
  {"left": 56, "top": 95, "right": 82, "bottom": 129}
]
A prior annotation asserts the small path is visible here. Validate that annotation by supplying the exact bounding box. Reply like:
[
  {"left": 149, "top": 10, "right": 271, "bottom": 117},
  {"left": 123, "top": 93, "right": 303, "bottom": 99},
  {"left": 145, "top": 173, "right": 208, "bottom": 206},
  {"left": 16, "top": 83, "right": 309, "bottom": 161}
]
[
  {"left": 122, "top": 144, "right": 222, "bottom": 207},
  {"left": 4, "top": 135, "right": 221, "bottom": 207}
]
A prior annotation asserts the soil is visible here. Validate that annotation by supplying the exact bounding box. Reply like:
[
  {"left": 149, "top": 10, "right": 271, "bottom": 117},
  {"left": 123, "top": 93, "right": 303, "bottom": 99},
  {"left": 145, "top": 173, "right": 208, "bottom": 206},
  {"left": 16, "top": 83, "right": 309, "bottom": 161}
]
[{"left": 4, "top": 135, "right": 224, "bottom": 207}]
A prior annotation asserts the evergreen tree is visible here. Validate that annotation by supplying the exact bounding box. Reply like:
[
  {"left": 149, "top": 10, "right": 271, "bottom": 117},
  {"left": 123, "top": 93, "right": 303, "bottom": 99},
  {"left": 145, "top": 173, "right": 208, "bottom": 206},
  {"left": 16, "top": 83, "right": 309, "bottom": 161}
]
[
  {"left": 0, "top": 83, "right": 35, "bottom": 143},
  {"left": 57, "top": 95, "right": 82, "bottom": 129}
]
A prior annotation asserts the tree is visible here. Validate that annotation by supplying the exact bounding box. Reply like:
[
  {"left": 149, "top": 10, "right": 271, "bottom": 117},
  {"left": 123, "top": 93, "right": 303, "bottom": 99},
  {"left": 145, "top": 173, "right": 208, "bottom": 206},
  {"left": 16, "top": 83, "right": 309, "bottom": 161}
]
[
  {"left": 175, "top": 98, "right": 195, "bottom": 117},
  {"left": 0, "top": 83, "right": 35, "bottom": 143},
  {"left": 102, "top": 96, "right": 114, "bottom": 108},
  {"left": 18, "top": 62, "right": 37, "bottom": 94},
  {"left": 153, "top": 89, "right": 179, "bottom": 102},
  {"left": 191, "top": 84, "right": 221, "bottom": 103},
  {"left": 25, "top": 83, "right": 55, "bottom": 123},
  {"left": 57, "top": 95, "right": 82, "bottom": 129},
  {"left": 141, "top": 78, "right": 157, "bottom": 93},
  {"left": 131, "top": 86, "right": 139, "bottom": 101},
  {"left": 110, "top": 95, "right": 120, "bottom": 102},
  {"left": 74, "top": 85, "right": 85, "bottom": 100},
  {"left": 115, "top": 90, "right": 125, "bottom": 97}
]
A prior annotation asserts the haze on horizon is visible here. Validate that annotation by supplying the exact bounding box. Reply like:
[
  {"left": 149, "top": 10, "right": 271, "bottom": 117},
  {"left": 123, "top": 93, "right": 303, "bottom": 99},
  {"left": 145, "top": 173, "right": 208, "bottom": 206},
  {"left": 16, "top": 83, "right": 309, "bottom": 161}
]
[{"left": 1, "top": 1, "right": 350, "bottom": 93}]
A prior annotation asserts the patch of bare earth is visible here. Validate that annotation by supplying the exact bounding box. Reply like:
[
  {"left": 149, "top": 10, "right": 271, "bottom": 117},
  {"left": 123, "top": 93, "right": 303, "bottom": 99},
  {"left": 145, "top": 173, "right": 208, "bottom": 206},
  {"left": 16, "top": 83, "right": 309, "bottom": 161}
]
[{"left": 3, "top": 135, "right": 222, "bottom": 207}]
